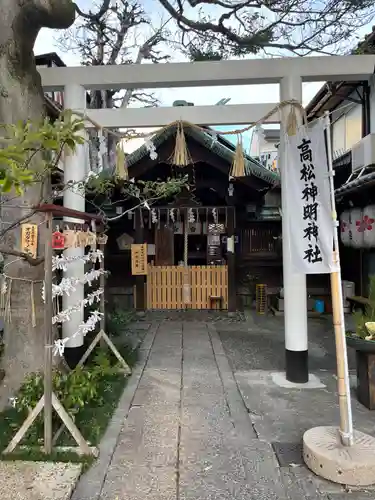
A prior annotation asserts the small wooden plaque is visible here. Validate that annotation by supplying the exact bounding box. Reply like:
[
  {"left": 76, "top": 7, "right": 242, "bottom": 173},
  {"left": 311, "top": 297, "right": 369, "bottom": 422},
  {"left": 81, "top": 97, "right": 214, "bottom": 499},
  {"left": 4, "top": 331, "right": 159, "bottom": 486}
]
[
  {"left": 131, "top": 244, "right": 148, "bottom": 275},
  {"left": 21, "top": 223, "right": 38, "bottom": 258}
]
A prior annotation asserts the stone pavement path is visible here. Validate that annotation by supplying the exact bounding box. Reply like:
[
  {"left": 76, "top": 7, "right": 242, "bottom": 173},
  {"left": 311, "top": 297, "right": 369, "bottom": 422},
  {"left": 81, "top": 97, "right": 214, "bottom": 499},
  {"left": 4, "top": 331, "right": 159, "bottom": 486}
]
[{"left": 73, "top": 321, "right": 288, "bottom": 500}]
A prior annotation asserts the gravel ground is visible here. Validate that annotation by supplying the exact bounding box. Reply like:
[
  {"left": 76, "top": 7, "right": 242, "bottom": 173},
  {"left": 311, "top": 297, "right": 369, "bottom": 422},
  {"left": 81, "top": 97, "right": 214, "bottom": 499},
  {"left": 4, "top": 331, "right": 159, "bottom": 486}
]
[{"left": 0, "top": 461, "right": 82, "bottom": 500}]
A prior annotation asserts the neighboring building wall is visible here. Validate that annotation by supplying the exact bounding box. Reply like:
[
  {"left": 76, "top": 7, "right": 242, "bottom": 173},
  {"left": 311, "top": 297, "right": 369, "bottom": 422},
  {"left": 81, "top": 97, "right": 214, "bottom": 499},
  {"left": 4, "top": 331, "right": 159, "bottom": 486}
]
[
  {"left": 370, "top": 75, "right": 375, "bottom": 136},
  {"left": 331, "top": 93, "right": 362, "bottom": 159},
  {"left": 333, "top": 82, "right": 375, "bottom": 296},
  {"left": 253, "top": 128, "right": 279, "bottom": 171},
  {"left": 260, "top": 150, "right": 278, "bottom": 171}
]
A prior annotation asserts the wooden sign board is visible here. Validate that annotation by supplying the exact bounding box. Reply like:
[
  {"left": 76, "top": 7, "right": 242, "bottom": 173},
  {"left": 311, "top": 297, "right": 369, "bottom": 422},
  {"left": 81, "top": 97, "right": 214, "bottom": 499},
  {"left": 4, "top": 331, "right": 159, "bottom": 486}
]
[
  {"left": 131, "top": 244, "right": 148, "bottom": 275},
  {"left": 21, "top": 224, "right": 38, "bottom": 258}
]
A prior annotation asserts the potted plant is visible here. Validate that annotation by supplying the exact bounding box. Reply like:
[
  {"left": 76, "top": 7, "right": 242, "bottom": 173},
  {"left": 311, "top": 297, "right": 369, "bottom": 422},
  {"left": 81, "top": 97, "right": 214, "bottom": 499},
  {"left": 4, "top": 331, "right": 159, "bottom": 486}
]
[{"left": 346, "top": 275, "right": 375, "bottom": 410}]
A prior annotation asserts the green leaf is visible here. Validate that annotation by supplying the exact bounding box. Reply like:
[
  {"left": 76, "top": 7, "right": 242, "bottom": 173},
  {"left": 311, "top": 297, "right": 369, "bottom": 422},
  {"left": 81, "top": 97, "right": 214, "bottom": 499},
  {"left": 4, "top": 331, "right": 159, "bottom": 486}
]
[
  {"left": 0, "top": 177, "right": 13, "bottom": 192},
  {"left": 43, "top": 139, "right": 60, "bottom": 150},
  {"left": 72, "top": 120, "right": 85, "bottom": 131},
  {"left": 65, "top": 138, "right": 77, "bottom": 151}
]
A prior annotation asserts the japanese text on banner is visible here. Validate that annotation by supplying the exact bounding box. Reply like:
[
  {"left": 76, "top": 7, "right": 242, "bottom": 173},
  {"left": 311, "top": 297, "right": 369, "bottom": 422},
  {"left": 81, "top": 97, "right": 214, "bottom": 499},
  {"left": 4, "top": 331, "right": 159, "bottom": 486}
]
[{"left": 285, "top": 119, "right": 336, "bottom": 274}]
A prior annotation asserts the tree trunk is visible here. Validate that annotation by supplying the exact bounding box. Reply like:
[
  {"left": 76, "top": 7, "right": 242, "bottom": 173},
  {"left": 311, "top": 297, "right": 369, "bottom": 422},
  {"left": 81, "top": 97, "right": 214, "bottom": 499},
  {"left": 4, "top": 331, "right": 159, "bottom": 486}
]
[{"left": 0, "top": 0, "right": 75, "bottom": 409}]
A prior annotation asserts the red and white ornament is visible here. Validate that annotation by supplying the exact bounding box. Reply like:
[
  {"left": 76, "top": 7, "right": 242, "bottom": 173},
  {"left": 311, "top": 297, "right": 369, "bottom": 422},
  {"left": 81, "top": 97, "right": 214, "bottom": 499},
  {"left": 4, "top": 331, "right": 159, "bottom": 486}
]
[
  {"left": 351, "top": 208, "right": 364, "bottom": 249},
  {"left": 340, "top": 211, "right": 351, "bottom": 247},
  {"left": 363, "top": 205, "right": 375, "bottom": 248},
  {"left": 52, "top": 230, "right": 65, "bottom": 250}
]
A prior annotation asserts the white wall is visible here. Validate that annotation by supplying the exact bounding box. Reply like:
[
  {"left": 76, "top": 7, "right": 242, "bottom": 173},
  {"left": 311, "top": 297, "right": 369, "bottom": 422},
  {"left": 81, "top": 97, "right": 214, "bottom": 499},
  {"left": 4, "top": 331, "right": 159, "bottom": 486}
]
[
  {"left": 370, "top": 75, "right": 375, "bottom": 135},
  {"left": 260, "top": 150, "right": 278, "bottom": 171},
  {"left": 260, "top": 139, "right": 278, "bottom": 154},
  {"left": 258, "top": 136, "right": 278, "bottom": 171},
  {"left": 331, "top": 93, "right": 362, "bottom": 158}
]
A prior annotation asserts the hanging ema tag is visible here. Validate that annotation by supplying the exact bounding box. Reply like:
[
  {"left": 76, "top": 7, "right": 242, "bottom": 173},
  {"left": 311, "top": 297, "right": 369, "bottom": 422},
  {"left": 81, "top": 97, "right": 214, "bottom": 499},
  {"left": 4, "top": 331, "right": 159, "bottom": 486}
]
[
  {"left": 77, "top": 230, "right": 89, "bottom": 247},
  {"left": 63, "top": 229, "right": 77, "bottom": 249},
  {"left": 97, "top": 234, "right": 108, "bottom": 245},
  {"left": 86, "top": 231, "right": 97, "bottom": 248},
  {"left": 52, "top": 230, "right": 65, "bottom": 250}
]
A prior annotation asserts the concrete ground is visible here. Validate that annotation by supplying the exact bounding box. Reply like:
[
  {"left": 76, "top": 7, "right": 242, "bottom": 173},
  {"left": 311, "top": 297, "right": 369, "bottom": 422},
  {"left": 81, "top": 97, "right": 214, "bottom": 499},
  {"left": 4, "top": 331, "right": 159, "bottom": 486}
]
[{"left": 72, "top": 312, "right": 375, "bottom": 500}]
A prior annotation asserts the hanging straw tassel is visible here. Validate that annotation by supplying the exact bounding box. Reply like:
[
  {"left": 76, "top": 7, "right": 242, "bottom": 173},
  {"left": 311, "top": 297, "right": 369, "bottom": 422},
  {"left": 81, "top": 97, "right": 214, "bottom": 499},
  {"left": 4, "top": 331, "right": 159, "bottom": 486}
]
[
  {"left": 286, "top": 106, "right": 298, "bottom": 136},
  {"left": 115, "top": 143, "right": 128, "bottom": 180},
  {"left": 230, "top": 135, "right": 245, "bottom": 178},
  {"left": 172, "top": 122, "right": 191, "bottom": 167},
  {"left": 31, "top": 282, "right": 36, "bottom": 328}
]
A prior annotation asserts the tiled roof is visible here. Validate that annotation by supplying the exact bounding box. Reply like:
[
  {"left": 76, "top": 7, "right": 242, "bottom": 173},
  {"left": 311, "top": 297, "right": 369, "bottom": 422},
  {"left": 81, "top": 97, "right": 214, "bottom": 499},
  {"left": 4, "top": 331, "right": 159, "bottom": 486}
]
[{"left": 127, "top": 122, "right": 280, "bottom": 186}]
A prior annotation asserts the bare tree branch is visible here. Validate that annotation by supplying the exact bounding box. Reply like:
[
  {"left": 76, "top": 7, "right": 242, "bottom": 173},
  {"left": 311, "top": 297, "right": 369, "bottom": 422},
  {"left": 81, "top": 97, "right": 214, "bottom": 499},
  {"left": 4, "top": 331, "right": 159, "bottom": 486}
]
[
  {"left": 121, "top": 17, "right": 172, "bottom": 107},
  {"left": 57, "top": 1, "right": 174, "bottom": 175},
  {"left": 156, "top": 0, "right": 375, "bottom": 57},
  {"left": 0, "top": 246, "right": 44, "bottom": 267},
  {"left": 73, "top": 0, "right": 111, "bottom": 21}
]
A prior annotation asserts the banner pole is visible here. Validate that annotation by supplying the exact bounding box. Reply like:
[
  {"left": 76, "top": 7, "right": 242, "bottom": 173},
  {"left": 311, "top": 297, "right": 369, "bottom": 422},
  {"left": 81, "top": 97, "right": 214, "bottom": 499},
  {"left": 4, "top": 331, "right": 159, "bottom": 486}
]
[{"left": 324, "top": 111, "right": 354, "bottom": 447}]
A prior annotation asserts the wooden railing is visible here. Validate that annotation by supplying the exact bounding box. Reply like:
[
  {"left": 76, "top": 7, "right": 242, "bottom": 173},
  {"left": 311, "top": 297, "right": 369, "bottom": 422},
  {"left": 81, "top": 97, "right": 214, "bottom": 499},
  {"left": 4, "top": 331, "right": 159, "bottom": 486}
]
[{"left": 147, "top": 265, "right": 228, "bottom": 310}]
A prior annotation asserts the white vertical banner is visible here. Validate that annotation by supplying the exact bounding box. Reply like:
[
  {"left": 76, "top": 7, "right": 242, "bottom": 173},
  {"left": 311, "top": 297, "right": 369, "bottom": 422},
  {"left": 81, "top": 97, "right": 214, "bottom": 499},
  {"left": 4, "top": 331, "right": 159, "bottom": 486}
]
[{"left": 284, "top": 118, "right": 337, "bottom": 274}]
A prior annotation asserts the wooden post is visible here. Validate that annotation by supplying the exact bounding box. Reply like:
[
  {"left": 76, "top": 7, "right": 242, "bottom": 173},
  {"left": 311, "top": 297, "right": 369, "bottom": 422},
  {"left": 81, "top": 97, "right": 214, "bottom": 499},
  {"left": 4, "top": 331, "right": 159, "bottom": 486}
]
[
  {"left": 356, "top": 351, "right": 375, "bottom": 410},
  {"left": 183, "top": 208, "right": 191, "bottom": 307},
  {"left": 227, "top": 206, "right": 236, "bottom": 313},
  {"left": 135, "top": 208, "right": 146, "bottom": 312},
  {"left": 44, "top": 211, "right": 53, "bottom": 454}
]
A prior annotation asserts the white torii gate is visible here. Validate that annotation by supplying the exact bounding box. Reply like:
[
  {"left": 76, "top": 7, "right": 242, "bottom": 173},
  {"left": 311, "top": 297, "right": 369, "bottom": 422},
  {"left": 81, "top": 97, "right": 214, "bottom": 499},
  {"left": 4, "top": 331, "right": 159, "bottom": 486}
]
[
  {"left": 39, "top": 54, "right": 375, "bottom": 379},
  {"left": 40, "top": 53, "right": 375, "bottom": 485}
]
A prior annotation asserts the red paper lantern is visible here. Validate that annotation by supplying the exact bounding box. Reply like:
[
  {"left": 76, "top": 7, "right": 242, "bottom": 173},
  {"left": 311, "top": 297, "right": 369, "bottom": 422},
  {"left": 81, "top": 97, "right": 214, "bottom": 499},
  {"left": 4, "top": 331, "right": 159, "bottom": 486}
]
[{"left": 52, "top": 231, "right": 65, "bottom": 249}]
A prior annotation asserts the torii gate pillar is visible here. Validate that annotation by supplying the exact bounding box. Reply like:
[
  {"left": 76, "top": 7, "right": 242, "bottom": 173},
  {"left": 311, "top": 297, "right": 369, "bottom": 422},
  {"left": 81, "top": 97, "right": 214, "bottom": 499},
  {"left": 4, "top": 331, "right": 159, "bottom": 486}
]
[
  {"left": 279, "top": 76, "right": 309, "bottom": 383},
  {"left": 62, "top": 83, "right": 87, "bottom": 363}
]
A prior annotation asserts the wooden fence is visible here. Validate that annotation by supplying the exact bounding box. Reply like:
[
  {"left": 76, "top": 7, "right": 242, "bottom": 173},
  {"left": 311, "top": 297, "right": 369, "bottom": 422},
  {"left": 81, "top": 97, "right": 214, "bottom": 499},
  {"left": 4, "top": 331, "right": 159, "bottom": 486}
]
[{"left": 147, "top": 265, "right": 228, "bottom": 310}]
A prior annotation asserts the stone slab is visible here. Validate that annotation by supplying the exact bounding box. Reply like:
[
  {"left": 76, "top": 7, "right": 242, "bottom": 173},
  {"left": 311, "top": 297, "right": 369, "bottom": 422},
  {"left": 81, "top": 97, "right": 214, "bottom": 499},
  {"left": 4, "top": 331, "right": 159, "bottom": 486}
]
[
  {"left": 208, "top": 324, "right": 257, "bottom": 438},
  {"left": 179, "top": 437, "right": 287, "bottom": 500},
  {"left": 100, "top": 325, "right": 182, "bottom": 500},
  {"left": 234, "top": 369, "right": 375, "bottom": 443},
  {"left": 71, "top": 324, "right": 158, "bottom": 500},
  {"left": 100, "top": 465, "right": 177, "bottom": 500},
  {"left": 280, "top": 467, "right": 328, "bottom": 500},
  {"left": 76, "top": 315, "right": 373, "bottom": 500},
  {"left": 0, "top": 461, "right": 82, "bottom": 500}
]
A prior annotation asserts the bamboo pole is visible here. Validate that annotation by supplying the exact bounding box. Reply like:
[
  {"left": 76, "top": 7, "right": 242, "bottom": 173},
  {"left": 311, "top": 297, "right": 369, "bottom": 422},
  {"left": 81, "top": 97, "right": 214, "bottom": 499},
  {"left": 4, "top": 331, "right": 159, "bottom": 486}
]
[
  {"left": 325, "top": 111, "right": 354, "bottom": 447},
  {"left": 44, "top": 211, "right": 54, "bottom": 454}
]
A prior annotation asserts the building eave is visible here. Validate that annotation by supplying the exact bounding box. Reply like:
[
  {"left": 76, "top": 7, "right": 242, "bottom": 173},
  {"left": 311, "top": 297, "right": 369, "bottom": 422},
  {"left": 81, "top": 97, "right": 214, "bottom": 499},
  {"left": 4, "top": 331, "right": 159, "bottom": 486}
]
[
  {"left": 335, "top": 170, "right": 375, "bottom": 198},
  {"left": 35, "top": 52, "right": 67, "bottom": 68},
  {"left": 306, "top": 27, "right": 375, "bottom": 120}
]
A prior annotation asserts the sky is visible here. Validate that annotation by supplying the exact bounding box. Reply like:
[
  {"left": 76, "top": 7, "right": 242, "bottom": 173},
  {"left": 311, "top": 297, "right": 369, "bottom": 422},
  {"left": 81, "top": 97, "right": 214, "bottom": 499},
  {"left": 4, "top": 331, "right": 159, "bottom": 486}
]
[
  {"left": 34, "top": 0, "right": 326, "bottom": 108},
  {"left": 33, "top": 1, "right": 373, "bottom": 153},
  {"left": 34, "top": 25, "right": 323, "bottom": 108}
]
